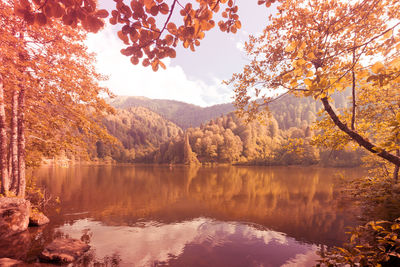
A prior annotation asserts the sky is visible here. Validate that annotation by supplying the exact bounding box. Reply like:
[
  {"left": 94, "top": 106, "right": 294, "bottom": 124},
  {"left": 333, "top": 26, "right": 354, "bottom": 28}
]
[{"left": 85, "top": 1, "right": 275, "bottom": 107}]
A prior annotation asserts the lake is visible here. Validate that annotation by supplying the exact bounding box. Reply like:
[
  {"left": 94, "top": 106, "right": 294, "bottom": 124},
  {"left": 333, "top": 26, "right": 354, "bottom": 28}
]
[{"left": 10, "top": 165, "right": 363, "bottom": 266}]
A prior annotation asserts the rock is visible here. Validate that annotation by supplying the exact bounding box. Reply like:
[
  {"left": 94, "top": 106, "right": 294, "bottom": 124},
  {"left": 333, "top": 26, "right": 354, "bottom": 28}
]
[
  {"left": 29, "top": 212, "right": 49, "bottom": 226},
  {"left": 39, "top": 238, "right": 90, "bottom": 264},
  {"left": 0, "top": 258, "right": 24, "bottom": 267},
  {"left": 0, "top": 197, "right": 31, "bottom": 238},
  {"left": 0, "top": 258, "right": 54, "bottom": 267}
]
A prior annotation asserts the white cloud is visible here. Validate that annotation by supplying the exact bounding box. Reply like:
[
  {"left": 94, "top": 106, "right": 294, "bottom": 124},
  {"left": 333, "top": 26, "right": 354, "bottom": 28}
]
[
  {"left": 59, "top": 218, "right": 204, "bottom": 266},
  {"left": 236, "top": 41, "right": 245, "bottom": 52},
  {"left": 281, "top": 247, "right": 320, "bottom": 267},
  {"left": 85, "top": 26, "right": 233, "bottom": 107}
]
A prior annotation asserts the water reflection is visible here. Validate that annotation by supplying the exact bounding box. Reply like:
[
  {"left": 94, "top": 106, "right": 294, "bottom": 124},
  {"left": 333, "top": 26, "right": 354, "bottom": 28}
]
[
  {"left": 59, "top": 218, "right": 318, "bottom": 267},
  {"left": 32, "top": 165, "right": 361, "bottom": 266}
]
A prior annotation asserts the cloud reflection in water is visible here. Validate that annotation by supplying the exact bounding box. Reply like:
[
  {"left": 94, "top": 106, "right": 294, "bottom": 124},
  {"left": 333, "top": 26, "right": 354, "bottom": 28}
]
[{"left": 58, "top": 217, "right": 319, "bottom": 267}]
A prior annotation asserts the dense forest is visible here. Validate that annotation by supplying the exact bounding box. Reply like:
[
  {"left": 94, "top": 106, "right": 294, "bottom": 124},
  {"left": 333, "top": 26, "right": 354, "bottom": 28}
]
[
  {"left": 95, "top": 93, "right": 363, "bottom": 167},
  {"left": 153, "top": 112, "right": 363, "bottom": 166},
  {"left": 108, "top": 93, "right": 348, "bottom": 130},
  {"left": 95, "top": 107, "right": 182, "bottom": 162}
]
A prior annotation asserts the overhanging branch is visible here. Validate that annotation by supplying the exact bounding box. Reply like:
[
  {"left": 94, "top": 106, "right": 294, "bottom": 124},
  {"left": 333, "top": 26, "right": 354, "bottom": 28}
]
[{"left": 321, "top": 96, "right": 400, "bottom": 166}]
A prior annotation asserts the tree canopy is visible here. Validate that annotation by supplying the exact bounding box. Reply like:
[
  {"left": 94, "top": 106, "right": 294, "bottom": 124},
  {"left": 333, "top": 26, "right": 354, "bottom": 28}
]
[
  {"left": 0, "top": 0, "right": 114, "bottom": 196},
  {"left": 229, "top": 0, "right": 400, "bottom": 174},
  {"left": 16, "top": 0, "right": 243, "bottom": 71}
]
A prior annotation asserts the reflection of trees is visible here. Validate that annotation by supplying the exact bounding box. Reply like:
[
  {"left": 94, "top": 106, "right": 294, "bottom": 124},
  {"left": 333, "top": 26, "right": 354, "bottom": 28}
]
[
  {"left": 36, "top": 165, "right": 361, "bottom": 246},
  {"left": 0, "top": 231, "right": 30, "bottom": 260}
]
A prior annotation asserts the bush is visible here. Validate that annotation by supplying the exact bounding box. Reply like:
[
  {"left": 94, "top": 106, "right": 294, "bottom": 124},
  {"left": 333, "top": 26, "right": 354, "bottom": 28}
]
[{"left": 317, "top": 219, "right": 400, "bottom": 266}]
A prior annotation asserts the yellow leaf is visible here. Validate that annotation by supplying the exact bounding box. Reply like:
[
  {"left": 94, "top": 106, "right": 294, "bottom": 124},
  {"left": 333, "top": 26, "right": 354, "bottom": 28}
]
[
  {"left": 391, "top": 224, "right": 400, "bottom": 230},
  {"left": 282, "top": 73, "right": 292, "bottom": 82},
  {"left": 358, "top": 69, "right": 369, "bottom": 78},
  {"left": 383, "top": 29, "right": 393, "bottom": 39},
  {"left": 371, "top": 62, "right": 384, "bottom": 74},
  {"left": 304, "top": 78, "right": 313, "bottom": 86},
  {"left": 391, "top": 58, "right": 400, "bottom": 68},
  {"left": 290, "top": 79, "right": 298, "bottom": 87},
  {"left": 307, "top": 52, "right": 316, "bottom": 60},
  {"left": 159, "top": 61, "right": 166, "bottom": 69},
  {"left": 285, "top": 42, "right": 296, "bottom": 52},
  {"left": 295, "top": 58, "right": 306, "bottom": 66}
]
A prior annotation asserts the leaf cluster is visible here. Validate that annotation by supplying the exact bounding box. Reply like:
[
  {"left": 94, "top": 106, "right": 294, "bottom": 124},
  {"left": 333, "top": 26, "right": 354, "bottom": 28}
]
[
  {"left": 1, "top": 1, "right": 115, "bottom": 164},
  {"left": 16, "top": 0, "right": 245, "bottom": 71},
  {"left": 229, "top": 0, "right": 400, "bottom": 169},
  {"left": 318, "top": 218, "right": 400, "bottom": 267}
]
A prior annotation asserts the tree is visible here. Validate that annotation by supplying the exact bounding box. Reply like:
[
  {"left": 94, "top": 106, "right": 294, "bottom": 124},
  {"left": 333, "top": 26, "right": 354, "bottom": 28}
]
[
  {"left": 183, "top": 131, "right": 200, "bottom": 165},
  {"left": 15, "top": 0, "right": 242, "bottom": 71},
  {"left": 0, "top": 1, "right": 113, "bottom": 196},
  {"left": 219, "top": 128, "right": 243, "bottom": 162},
  {"left": 268, "top": 117, "right": 278, "bottom": 139},
  {"left": 229, "top": 0, "right": 400, "bottom": 180}
]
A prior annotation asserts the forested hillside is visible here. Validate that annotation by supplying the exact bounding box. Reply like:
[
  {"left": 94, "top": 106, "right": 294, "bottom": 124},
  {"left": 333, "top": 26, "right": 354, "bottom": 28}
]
[
  {"left": 96, "top": 93, "right": 362, "bottom": 167},
  {"left": 95, "top": 107, "right": 182, "bottom": 162},
  {"left": 108, "top": 96, "right": 235, "bottom": 129},
  {"left": 108, "top": 92, "right": 349, "bottom": 131},
  {"left": 153, "top": 112, "right": 363, "bottom": 166}
]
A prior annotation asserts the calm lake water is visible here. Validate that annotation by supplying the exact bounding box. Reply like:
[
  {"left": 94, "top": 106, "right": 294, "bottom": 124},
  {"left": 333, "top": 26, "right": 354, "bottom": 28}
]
[{"left": 18, "top": 165, "right": 364, "bottom": 266}]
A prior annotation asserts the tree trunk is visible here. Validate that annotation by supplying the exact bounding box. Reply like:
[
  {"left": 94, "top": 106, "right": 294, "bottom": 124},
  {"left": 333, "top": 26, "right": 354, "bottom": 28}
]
[
  {"left": 17, "top": 87, "right": 25, "bottom": 198},
  {"left": 0, "top": 74, "right": 9, "bottom": 195},
  {"left": 351, "top": 49, "right": 356, "bottom": 131},
  {"left": 394, "top": 150, "right": 400, "bottom": 183},
  {"left": 9, "top": 90, "right": 18, "bottom": 194},
  {"left": 321, "top": 97, "right": 400, "bottom": 166}
]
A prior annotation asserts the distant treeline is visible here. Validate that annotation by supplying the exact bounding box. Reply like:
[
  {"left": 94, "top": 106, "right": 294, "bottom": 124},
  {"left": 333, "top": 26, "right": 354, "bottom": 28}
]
[
  {"left": 152, "top": 112, "right": 363, "bottom": 167},
  {"left": 93, "top": 93, "right": 362, "bottom": 167}
]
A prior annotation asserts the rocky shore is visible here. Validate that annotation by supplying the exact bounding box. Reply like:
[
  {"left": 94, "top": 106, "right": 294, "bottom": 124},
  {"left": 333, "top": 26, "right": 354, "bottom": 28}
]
[{"left": 0, "top": 197, "right": 90, "bottom": 265}]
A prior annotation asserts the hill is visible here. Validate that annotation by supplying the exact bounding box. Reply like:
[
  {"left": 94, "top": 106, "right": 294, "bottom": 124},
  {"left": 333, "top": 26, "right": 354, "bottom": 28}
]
[
  {"left": 98, "top": 92, "right": 356, "bottom": 165},
  {"left": 95, "top": 106, "right": 182, "bottom": 162},
  {"left": 108, "top": 92, "right": 349, "bottom": 131},
  {"left": 108, "top": 96, "right": 235, "bottom": 129}
]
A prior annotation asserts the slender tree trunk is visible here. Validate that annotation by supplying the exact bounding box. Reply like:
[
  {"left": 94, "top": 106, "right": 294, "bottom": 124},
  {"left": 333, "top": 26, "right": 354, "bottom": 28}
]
[
  {"left": 7, "top": 137, "right": 11, "bottom": 183},
  {"left": 9, "top": 90, "right": 18, "bottom": 194},
  {"left": 394, "top": 149, "right": 400, "bottom": 183},
  {"left": 321, "top": 97, "right": 400, "bottom": 166},
  {"left": 0, "top": 74, "right": 9, "bottom": 195},
  {"left": 351, "top": 48, "right": 356, "bottom": 131},
  {"left": 17, "top": 87, "right": 25, "bottom": 198}
]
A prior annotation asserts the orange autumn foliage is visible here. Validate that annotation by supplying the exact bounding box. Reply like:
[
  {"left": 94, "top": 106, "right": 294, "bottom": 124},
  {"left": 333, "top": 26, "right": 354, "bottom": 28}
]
[
  {"left": 0, "top": 0, "right": 115, "bottom": 195},
  {"left": 229, "top": 0, "right": 400, "bottom": 169},
  {"left": 14, "top": 0, "right": 251, "bottom": 71}
]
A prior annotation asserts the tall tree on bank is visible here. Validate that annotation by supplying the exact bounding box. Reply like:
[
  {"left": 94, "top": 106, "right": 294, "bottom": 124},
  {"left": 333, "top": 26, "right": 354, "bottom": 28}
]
[
  {"left": 0, "top": 74, "right": 8, "bottom": 195},
  {"left": 229, "top": 0, "right": 400, "bottom": 180},
  {"left": 0, "top": 1, "right": 113, "bottom": 196},
  {"left": 183, "top": 131, "right": 200, "bottom": 165}
]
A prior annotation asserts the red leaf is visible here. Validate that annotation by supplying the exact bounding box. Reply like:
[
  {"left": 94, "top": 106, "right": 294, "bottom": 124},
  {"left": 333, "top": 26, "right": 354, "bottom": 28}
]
[
  {"left": 96, "top": 9, "right": 109, "bottom": 18},
  {"left": 35, "top": 13, "right": 47, "bottom": 26}
]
